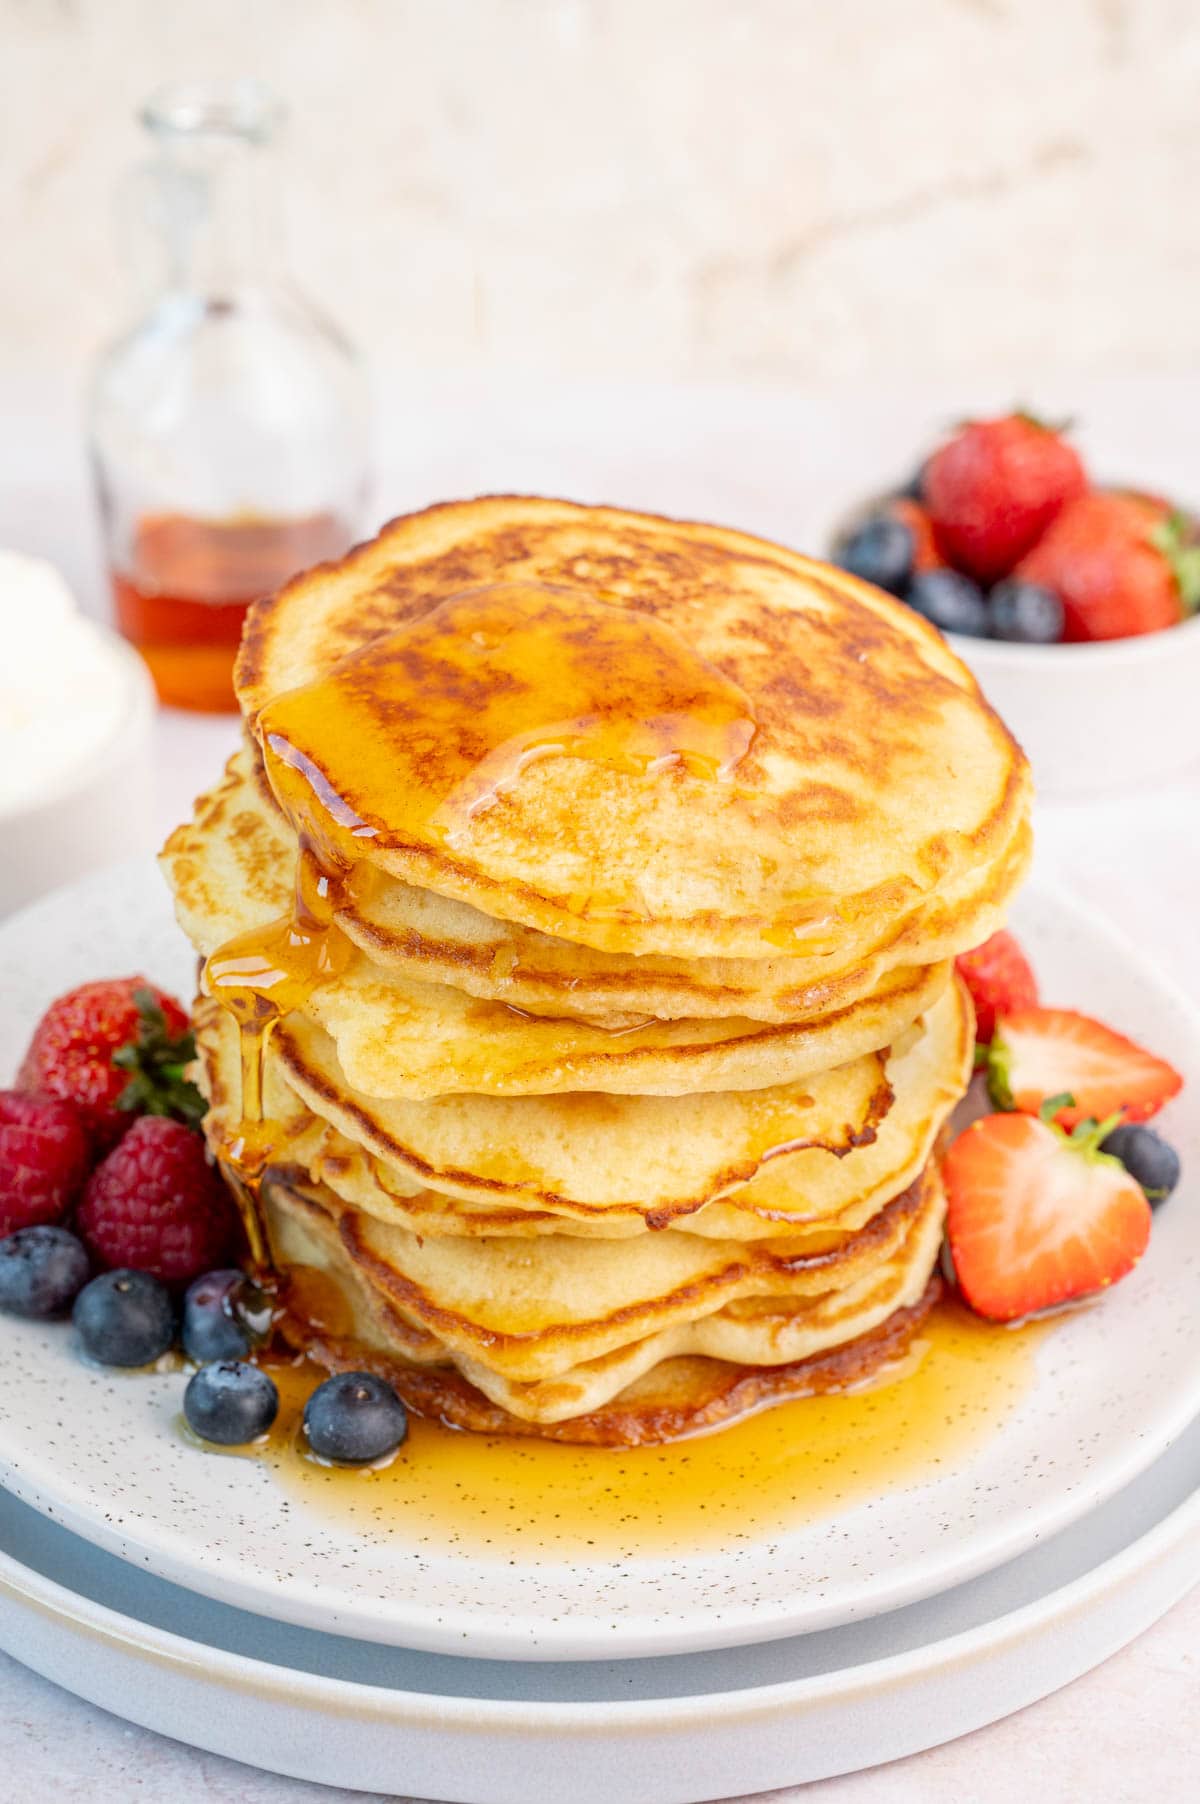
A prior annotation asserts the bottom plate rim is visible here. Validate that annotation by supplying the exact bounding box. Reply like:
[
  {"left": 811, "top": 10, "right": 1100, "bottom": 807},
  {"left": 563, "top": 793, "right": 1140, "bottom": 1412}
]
[{"left": 1, "top": 1433, "right": 1198, "bottom": 1729}]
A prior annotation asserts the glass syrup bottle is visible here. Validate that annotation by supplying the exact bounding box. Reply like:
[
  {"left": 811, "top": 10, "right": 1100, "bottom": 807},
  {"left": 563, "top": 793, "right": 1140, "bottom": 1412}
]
[{"left": 88, "top": 80, "right": 370, "bottom": 712}]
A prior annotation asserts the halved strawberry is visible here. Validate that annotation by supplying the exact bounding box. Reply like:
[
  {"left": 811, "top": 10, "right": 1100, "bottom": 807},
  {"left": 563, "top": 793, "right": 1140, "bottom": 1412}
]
[
  {"left": 987, "top": 1008, "right": 1182, "bottom": 1130},
  {"left": 955, "top": 930, "right": 1038, "bottom": 1045},
  {"left": 944, "top": 1110, "right": 1151, "bottom": 1321}
]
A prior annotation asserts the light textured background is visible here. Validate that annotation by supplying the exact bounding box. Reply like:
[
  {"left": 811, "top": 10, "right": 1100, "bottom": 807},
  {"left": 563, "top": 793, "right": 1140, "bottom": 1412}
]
[{"left": 3, "top": 0, "right": 1199, "bottom": 385}]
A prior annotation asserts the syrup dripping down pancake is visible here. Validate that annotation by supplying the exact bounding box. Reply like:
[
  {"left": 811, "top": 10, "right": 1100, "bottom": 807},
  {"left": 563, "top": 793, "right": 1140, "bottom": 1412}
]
[
  {"left": 165, "top": 743, "right": 1029, "bottom": 1027},
  {"left": 162, "top": 496, "right": 1027, "bottom": 1446},
  {"left": 233, "top": 497, "right": 1031, "bottom": 963},
  {"left": 192, "top": 991, "right": 902, "bottom": 1226},
  {"left": 192, "top": 979, "right": 971, "bottom": 1238}
]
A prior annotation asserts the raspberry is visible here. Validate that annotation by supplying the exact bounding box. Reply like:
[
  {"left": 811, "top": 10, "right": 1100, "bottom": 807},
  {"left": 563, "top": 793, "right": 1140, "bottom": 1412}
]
[
  {"left": 0, "top": 1091, "right": 91, "bottom": 1238},
  {"left": 77, "top": 1116, "right": 238, "bottom": 1284}
]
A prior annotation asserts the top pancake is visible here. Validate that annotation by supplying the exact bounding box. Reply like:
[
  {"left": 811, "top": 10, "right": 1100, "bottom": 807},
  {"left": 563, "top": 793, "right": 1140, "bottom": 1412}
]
[
  {"left": 235, "top": 497, "right": 1031, "bottom": 961},
  {"left": 164, "top": 745, "right": 1030, "bottom": 1027}
]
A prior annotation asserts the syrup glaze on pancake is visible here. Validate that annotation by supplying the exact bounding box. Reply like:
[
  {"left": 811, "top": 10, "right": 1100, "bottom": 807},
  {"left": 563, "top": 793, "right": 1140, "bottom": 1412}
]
[
  {"left": 192, "top": 992, "right": 900, "bottom": 1224},
  {"left": 338, "top": 816, "right": 1030, "bottom": 1026},
  {"left": 234, "top": 496, "right": 1031, "bottom": 961},
  {"left": 186, "top": 845, "right": 950, "bottom": 1098},
  {"left": 192, "top": 980, "right": 971, "bottom": 1238},
  {"left": 164, "top": 744, "right": 1028, "bottom": 1027},
  {"left": 160, "top": 495, "right": 1025, "bottom": 1445},
  {"left": 167, "top": 768, "right": 951, "bottom": 1097}
]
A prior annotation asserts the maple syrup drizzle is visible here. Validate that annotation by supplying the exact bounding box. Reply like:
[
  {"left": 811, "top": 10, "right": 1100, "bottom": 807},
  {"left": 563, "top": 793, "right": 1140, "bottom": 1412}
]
[
  {"left": 205, "top": 841, "right": 358, "bottom": 1270},
  {"left": 220, "top": 1297, "right": 1054, "bottom": 1555},
  {"left": 254, "top": 581, "right": 876, "bottom": 955},
  {"left": 183, "top": 579, "right": 1056, "bottom": 1529},
  {"left": 256, "top": 581, "right": 758, "bottom": 867},
  {"left": 205, "top": 582, "right": 762, "bottom": 1255}
]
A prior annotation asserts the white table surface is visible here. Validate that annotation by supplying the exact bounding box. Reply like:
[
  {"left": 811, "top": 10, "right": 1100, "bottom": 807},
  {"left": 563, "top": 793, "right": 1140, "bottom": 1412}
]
[{"left": 2, "top": 372, "right": 1198, "bottom": 1799}]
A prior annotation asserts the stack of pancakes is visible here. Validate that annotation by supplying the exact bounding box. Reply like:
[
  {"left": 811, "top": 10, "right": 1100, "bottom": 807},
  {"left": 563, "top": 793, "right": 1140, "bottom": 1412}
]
[{"left": 162, "top": 497, "right": 1031, "bottom": 1446}]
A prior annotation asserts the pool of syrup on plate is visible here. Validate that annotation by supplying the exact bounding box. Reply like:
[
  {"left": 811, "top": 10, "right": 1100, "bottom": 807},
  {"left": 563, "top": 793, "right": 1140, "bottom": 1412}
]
[{"left": 216, "top": 1296, "right": 1052, "bottom": 1559}]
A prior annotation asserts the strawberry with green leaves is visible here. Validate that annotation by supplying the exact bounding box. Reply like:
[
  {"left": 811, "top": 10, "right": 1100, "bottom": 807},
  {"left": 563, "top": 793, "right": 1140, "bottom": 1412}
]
[
  {"left": 1015, "top": 492, "right": 1200, "bottom": 641},
  {"left": 17, "top": 978, "right": 204, "bottom": 1151},
  {"left": 986, "top": 1008, "right": 1182, "bottom": 1130},
  {"left": 923, "top": 413, "right": 1088, "bottom": 585},
  {"left": 944, "top": 1104, "right": 1152, "bottom": 1321}
]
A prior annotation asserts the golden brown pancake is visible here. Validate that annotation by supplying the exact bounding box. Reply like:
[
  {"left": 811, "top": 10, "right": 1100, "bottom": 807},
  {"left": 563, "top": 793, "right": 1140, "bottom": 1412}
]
[
  {"left": 193, "top": 979, "right": 972, "bottom": 1240},
  {"left": 276, "top": 1270, "right": 943, "bottom": 1447},
  {"left": 165, "top": 753, "right": 954, "bottom": 1098},
  {"left": 163, "top": 745, "right": 1029, "bottom": 1027},
  {"left": 234, "top": 496, "right": 1031, "bottom": 962},
  {"left": 192, "top": 991, "right": 900, "bottom": 1226},
  {"left": 265, "top": 1159, "right": 946, "bottom": 1429}
]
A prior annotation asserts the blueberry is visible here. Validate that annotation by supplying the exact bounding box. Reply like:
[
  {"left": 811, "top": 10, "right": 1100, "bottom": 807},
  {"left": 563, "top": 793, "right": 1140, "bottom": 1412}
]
[
  {"left": 303, "top": 1370, "right": 408, "bottom": 1464},
  {"left": 183, "top": 1269, "right": 258, "bottom": 1364},
  {"left": 73, "top": 1269, "right": 175, "bottom": 1367},
  {"left": 988, "top": 579, "right": 1064, "bottom": 644},
  {"left": 0, "top": 1226, "right": 90, "bottom": 1319},
  {"left": 835, "top": 515, "right": 914, "bottom": 596},
  {"left": 184, "top": 1360, "right": 279, "bottom": 1445},
  {"left": 1101, "top": 1123, "right": 1181, "bottom": 1207},
  {"left": 906, "top": 568, "right": 989, "bottom": 638}
]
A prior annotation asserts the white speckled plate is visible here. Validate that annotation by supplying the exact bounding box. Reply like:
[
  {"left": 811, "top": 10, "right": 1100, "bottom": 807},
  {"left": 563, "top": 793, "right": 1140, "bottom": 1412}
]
[
  {"left": 0, "top": 861, "right": 1198, "bottom": 1662},
  {"left": 1, "top": 1421, "right": 1198, "bottom": 1800}
]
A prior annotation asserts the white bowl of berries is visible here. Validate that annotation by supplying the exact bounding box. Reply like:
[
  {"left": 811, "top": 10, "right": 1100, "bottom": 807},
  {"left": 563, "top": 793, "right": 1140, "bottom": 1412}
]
[{"left": 831, "top": 414, "right": 1200, "bottom": 798}]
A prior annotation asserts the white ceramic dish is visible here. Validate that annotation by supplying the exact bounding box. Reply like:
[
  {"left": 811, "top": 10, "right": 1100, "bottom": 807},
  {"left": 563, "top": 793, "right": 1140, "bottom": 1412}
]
[
  {"left": 0, "top": 633, "right": 155, "bottom": 915},
  {"left": 947, "top": 616, "right": 1200, "bottom": 800},
  {"left": 0, "top": 860, "right": 1197, "bottom": 1663},
  {"left": 1, "top": 1415, "right": 1197, "bottom": 1802}
]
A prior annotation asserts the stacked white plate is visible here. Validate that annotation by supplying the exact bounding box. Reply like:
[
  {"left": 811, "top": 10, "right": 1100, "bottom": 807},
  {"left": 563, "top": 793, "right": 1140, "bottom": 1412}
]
[{"left": 1, "top": 863, "right": 1198, "bottom": 1802}]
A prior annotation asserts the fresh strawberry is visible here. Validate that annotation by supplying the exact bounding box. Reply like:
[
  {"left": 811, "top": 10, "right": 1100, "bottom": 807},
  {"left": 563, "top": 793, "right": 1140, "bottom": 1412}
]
[
  {"left": 76, "top": 1115, "right": 238, "bottom": 1284},
  {"left": 955, "top": 930, "right": 1039, "bottom": 1045},
  {"left": 987, "top": 1008, "right": 1183, "bottom": 1130},
  {"left": 17, "top": 978, "right": 204, "bottom": 1151},
  {"left": 944, "top": 1110, "right": 1151, "bottom": 1321},
  {"left": 924, "top": 414, "right": 1088, "bottom": 584},
  {"left": 1015, "top": 492, "right": 1200, "bottom": 641},
  {"left": 0, "top": 1092, "right": 91, "bottom": 1238},
  {"left": 886, "top": 498, "right": 945, "bottom": 573}
]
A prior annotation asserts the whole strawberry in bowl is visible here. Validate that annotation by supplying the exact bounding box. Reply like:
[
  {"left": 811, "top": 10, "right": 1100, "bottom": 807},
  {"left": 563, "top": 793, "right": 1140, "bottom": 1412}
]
[
  {"left": 924, "top": 412, "right": 1088, "bottom": 586},
  {"left": 829, "top": 410, "right": 1200, "bottom": 796},
  {"left": 1015, "top": 492, "right": 1200, "bottom": 642}
]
